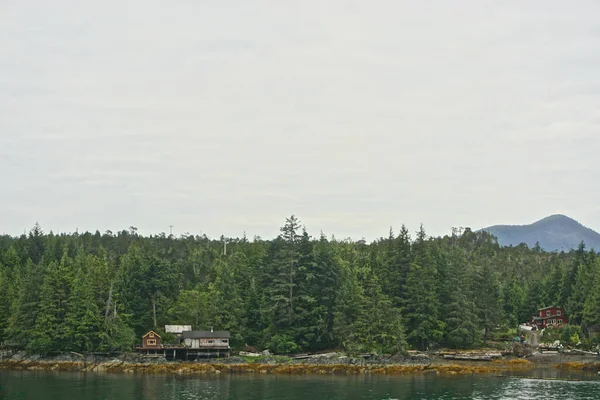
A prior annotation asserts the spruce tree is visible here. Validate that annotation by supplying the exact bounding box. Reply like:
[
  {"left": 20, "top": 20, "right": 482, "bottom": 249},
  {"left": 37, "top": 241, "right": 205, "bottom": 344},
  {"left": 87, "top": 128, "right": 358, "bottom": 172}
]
[
  {"left": 28, "top": 252, "right": 74, "bottom": 354},
  {"left": 6, "top": 259, "right": 43, "bottom": 347},
  {"left": 568, "top": 249, "right": 597, "bottom": 325},
  {"left": 206, "top": 257, "right": 244, "bottom": 344},
  {"left": 307, "top": 233, "right": 341, "bottom": 350},
  {"left": 502, "top": 278, "right": 525, "bottom": 328},
  {"left": 440, "top": 247, "right": 480, "bottom": 348},
  {"left": 472, "top": 261, "right": 502, "bottom": 341},
  {"left": 582, "top": 260, "right": 600, "bottom": 329},
  {"left": 332, "top": 254, "right": 365, "bottom": 354},
  {"left": 403, "top": 262, "right": 444, "bottom": 350},
  {"left": 0, "top": 266, "right": 11, "bottom": 342},
  {"left": 352, "top": 270, "right": 407, "bottom": 354},
  {"left": 64, "top": 255, "right": 104, "bottom": 351}
]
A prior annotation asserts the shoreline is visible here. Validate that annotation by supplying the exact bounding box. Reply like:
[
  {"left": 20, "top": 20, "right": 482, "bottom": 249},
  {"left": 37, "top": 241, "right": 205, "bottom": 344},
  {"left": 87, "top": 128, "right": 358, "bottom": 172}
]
[
  {"left": 1, "top": 350, "right": 598, "bottom": 377},
  {"left": 1, "top": 358, "right": 598, "bottom": 377},
  {"left": 0, "top": 360, "right": 526, "bottom": 375}
]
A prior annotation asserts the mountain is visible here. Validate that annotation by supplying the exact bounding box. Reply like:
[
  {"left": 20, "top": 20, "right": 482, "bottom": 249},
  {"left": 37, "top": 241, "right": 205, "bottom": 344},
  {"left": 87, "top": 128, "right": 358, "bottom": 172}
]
[{"left": 481, "top": 214, "right": 600, "bottom": 252}]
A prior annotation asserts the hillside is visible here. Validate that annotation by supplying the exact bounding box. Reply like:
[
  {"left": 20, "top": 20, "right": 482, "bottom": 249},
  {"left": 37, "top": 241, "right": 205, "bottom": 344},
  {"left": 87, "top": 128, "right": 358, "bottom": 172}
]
[{"left": 482, "top": 214, "right": 600, "bottom": 251}]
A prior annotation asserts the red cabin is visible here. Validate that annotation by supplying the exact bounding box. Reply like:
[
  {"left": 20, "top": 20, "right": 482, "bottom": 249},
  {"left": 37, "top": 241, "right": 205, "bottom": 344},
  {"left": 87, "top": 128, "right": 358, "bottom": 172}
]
[
  {"left": 531, "top": 306, "right": 568, "bottom": 329},
  {"left": 142, "top": 330, "right": 162, "bottom": 348}
]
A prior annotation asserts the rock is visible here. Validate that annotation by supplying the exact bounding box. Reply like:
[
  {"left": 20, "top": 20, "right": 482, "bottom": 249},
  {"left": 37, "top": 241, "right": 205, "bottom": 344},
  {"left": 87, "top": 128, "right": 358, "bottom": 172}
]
[
  {"left": 259, "top": 357, "right": 279, "bottom": 365},
  {"left": 261, "top": 350, "right": 271, "bottom": 356},
  {"left": 512, "top": 344, "right": 533, "bottom": 358},
  {"left": 150, "top": 357, "right": 168, "bottom": 364},
  {"left": 219, "top": 356, "right": 247, "bottom": 364},
  {"left": 11, "top": 352, "right": 26, "bottom": 361}
]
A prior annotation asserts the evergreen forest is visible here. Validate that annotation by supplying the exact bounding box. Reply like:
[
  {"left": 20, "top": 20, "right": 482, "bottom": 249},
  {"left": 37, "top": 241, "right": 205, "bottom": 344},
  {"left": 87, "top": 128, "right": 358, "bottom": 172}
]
[{"left": 1, "top": 216, "right": 600, "bottom": 355}]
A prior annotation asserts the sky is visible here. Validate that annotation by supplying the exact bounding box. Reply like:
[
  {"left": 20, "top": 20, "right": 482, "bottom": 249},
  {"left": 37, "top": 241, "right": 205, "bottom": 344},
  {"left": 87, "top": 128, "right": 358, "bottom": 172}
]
[{"left": 1, "top": 0, "right": 600, "bottom": 241}]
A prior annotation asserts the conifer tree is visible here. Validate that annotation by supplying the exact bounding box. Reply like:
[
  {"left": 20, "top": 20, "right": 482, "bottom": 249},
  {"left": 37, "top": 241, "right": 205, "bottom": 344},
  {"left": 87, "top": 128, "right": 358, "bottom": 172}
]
[
  {"left": 6, "top": 259, "right": 43, "bottom": 347},
  {"left": 332, "top": 254, "right": 365, "bottom": 353},
  {"left": 351, "top": 270, "right": 407, "bottom": 354},
  {"left": 0, "top": 266, "right": 11, "bottom": 342},
  {"left": 440, "top": 246, "right": 480, "bottom": 348},
  {"left": 65, "top": 254, "right": 104, "bottom": 351},
  {"left": 582, "top": 261, "right": 600, "bottom": 329},
  {"left": 568, "top": 249, "right": 597, "bottom": 324},
  {"left": 403, "top": 262, "right": 444, "bottom": 350},
  {"left": 472, "top": 261, "right": 503, "bottom": 341},
  {"left": 502, "top": 278, "right": 525, "bottom": 328},
  {"left": 28, "top": 252, "right": 74, "bottom": 354},
  {"left": 307, "top": 233, "right": 341, "bottom": 350},
  {"left": 206, "top": 257, "right": 244, "bottom": 343}
]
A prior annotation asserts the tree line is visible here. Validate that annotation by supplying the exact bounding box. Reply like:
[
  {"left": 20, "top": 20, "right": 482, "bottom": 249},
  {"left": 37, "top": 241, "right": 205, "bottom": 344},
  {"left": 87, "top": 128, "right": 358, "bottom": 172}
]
[{"left": 0, "top": 216, "right": 599, "bottom": 355}]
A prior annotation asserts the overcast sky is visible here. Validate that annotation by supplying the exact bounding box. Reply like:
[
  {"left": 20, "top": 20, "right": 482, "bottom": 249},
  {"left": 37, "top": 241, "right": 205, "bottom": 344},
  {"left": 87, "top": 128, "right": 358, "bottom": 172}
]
[{"left": 2, "top": 1, "right": 600, "bottom": 240}]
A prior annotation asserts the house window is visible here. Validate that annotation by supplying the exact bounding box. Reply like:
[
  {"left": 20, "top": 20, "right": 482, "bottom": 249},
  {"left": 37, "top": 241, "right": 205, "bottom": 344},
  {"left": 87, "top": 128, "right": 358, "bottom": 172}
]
[
  {"left": 147, "top": 339, "right": 156, "bottom": 346},
  {"left": 222, "top": 339, "right": 228, "bottom": 344},
  {"left": 208, "top": 340, "right": 214, "bottom": 344},
  {"left": 149, "top": 333, "right": 154, "bottom": 338},
  {"left": 557, "top": 311, "right": 561, "bottom": 316},
  {"left": 558, "top": 319, "right": 562, "bottom": 324},
  {"left": 546, "top": 311, "right": 551, "bottom": 316}
]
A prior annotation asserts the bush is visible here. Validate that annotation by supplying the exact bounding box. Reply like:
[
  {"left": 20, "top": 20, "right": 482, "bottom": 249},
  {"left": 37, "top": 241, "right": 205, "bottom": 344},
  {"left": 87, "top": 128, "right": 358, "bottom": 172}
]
[
  {"left": 268, "top": 333, "right": 300, "bottom": 355},
  {"left": 541, "top": 325, "right": 583, "bottom": 347},
  {"left": 559, "top": 325, "right": 582, "bottom": 346}
]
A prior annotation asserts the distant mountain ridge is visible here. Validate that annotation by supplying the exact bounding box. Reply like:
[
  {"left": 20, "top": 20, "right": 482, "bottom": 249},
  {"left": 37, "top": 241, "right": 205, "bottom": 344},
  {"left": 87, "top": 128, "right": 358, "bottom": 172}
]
[{"left": 481, "top": 214, "right": 600, "bottom": 251}]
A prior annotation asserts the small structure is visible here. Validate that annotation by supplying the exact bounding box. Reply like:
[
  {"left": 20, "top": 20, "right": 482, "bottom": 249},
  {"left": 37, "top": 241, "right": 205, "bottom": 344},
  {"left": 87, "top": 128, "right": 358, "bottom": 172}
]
[
  {"left": 142, "top": 330, "right": 162, "bottom": 349},
  {"left": 182, "top": 329, "right": 231, "bottom": 357},
  {"left": 183, "top": 329, "right": 230, "bottom": 348},
  {"left": 165, "top": 325, "right": 192, "bottom": 338},
  {"left": 531, "top": 306, "right": 568, "bottom": 329},
  {"left": 135, "top": 327, "right": 230, "bottom": 359}
]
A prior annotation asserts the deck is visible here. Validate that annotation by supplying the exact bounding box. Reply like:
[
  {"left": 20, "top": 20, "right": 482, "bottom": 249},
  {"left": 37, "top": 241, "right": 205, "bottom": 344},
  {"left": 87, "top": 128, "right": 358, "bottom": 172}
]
[{"left": 134, "top": 345, "right": 231, "bottom": 360}]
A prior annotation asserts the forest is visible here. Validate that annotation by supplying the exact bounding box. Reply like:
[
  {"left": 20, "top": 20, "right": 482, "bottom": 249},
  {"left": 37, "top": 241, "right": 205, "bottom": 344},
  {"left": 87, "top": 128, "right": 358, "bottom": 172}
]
[{"left": 0, "top": 216, "right": 599, "bottom": 355}]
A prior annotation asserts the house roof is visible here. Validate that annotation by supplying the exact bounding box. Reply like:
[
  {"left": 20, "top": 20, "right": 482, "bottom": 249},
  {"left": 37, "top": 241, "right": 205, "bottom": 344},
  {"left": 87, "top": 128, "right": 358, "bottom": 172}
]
[
  {"left": 537, "top": 305, "right": 563, "bottom": 311},
  {"left": 182, "top": 330, "right": 230, "bottom": 339},
  {"left": 165, "top": 325, "right": 192, "bottom": 334},
  {"left": 142, "top": 330, "right": 161, "bottom": 339}
]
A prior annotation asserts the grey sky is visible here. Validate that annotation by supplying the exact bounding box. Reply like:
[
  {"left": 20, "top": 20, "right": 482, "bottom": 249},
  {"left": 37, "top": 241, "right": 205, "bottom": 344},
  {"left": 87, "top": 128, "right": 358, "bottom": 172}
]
[{"left": 2, "top": 1, "right": 600, "bottom": 240}]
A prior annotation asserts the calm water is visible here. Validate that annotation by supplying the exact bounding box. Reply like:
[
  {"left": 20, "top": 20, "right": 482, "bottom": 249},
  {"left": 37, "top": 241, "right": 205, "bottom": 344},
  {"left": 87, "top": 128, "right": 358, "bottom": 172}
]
[{"left": 1, "top": 371, "right": 599, "bottom": 400}]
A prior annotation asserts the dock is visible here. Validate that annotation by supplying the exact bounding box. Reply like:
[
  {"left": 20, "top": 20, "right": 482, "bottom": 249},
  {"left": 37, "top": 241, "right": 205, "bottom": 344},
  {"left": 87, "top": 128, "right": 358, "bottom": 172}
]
[{"left": 134, "top": 345, "right": 231, "bottom": 360}]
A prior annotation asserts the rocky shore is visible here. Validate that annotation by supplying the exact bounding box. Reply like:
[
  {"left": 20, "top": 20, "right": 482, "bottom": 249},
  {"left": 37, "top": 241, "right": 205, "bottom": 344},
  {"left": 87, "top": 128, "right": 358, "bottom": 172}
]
[{"left": 1, "top": 351, "right": 598, "bottom": 376}]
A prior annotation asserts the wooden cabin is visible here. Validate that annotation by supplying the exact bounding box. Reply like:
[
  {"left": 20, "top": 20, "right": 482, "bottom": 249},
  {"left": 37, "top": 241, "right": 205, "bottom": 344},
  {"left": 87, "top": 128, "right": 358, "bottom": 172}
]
[
  {"left": 135, "top": 328, "right": 230, "bottom": 359},
  {"left": 530, "top": 306, "right": 568, "bottom": 329},
  {"left": 182, "top": 330, "right": 230, "bottom": 350},
  {"left": 142, "top": 330, "right": 162, "bottom": 348}
]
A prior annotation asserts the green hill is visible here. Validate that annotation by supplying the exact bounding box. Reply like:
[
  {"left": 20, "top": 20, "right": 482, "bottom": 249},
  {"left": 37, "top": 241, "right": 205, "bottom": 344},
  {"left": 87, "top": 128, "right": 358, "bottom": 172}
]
[{"left": 482, "top": 214, "right": 600, "bottom": 251}]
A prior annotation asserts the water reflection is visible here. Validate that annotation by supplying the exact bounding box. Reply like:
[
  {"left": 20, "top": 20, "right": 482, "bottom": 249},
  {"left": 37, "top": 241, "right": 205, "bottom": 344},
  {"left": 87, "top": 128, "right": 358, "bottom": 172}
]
[{"left": 0, "top": 371, "right": 599, "bottom": 400}]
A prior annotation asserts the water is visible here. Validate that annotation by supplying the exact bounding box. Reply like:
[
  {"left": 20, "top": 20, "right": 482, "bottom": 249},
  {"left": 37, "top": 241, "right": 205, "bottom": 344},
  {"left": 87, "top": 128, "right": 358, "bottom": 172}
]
[{"left": 1, "top": 371, "right": 599, "bottom": 400}]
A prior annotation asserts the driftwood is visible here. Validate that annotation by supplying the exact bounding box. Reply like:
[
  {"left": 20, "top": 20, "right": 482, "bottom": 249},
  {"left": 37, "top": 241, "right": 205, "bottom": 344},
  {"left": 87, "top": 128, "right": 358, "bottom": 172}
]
[
  {"left": 442, "top": 354, "right": 499, "bottom": 361},
  {"left": 565, "top": 349, "right": 599, "bottom": 356},
  {"left": 439, "top": 351, "right": 503, "bottom": 361},
  {"left": 292, "top": 352, "right": 342, "bottom": 360}
]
